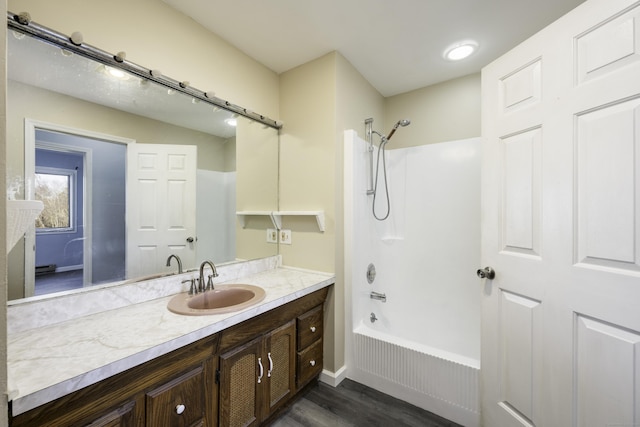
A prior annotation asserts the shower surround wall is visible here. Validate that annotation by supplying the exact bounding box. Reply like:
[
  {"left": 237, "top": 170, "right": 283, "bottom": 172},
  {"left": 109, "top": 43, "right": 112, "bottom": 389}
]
[{"left": 344, "top": 130, "right": 481, "bottom": 427}]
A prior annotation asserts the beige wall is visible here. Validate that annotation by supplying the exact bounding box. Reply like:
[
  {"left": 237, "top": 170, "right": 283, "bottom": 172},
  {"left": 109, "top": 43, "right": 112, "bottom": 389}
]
[
  {"left": 1, "top": 0, "right": 8, "bottom": 423},
  {"left": 385, "top": 73, "right": 481, "bottom": 148},
  {"left": 235, "top": 117, "right": 279, "bottom": 261}
]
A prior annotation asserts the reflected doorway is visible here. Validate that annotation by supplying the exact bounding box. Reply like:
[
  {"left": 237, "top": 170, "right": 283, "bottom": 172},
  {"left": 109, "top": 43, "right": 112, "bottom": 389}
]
[
  {"left": 24, "top": 120, "right": 131, "bottom": 298},
  {"left": 34, "top": 148, "right": 85, "bottom": 295}
]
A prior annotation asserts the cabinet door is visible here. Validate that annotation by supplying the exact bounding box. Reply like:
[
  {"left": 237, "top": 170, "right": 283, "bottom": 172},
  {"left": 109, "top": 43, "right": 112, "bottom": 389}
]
[
  {"left": 146, "top": 366, "right": 206, "bottom": 427},
  {"left": 219, "top": 336, "right": 264, "bottom": 427},
  {"left": 265, "top": 320, "right": 296, "bottom": 415}
]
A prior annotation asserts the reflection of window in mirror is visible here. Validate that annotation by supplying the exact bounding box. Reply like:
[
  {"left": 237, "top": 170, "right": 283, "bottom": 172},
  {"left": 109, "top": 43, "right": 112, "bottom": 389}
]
[{"left": 35, "top": 168, "right": 76, "bottom": 232}]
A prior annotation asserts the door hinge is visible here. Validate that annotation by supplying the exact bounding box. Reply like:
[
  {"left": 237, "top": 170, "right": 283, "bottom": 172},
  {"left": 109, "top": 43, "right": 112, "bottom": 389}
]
[{"left": 215, "top": 369, "right": 220, "bottom": 384}]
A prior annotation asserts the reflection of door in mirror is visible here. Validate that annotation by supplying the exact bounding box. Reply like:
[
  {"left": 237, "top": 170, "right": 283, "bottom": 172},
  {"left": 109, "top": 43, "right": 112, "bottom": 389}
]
[
  {"left": 127, "top": 144, "right": 197, "bottom": 279},
  {"left": 29, "top": 128, "right": 128, "bottom": 298}
]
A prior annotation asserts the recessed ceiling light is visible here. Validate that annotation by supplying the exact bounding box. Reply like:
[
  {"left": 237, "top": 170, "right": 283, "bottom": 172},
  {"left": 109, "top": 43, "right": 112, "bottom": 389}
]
[{"left": 444, "top": 41, "right": 478, "bottom": 61}]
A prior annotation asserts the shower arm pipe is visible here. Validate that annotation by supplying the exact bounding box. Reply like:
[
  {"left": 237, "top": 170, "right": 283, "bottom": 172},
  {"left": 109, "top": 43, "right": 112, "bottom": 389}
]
[
  {"left": 7, "top": 11, "right": 282, "bottom": 130},
  {"left": 365, "top": 118, "right": 375, "bottom": 195}
]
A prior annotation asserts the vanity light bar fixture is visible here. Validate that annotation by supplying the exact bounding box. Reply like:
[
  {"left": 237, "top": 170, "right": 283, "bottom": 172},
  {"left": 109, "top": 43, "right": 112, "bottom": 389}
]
[{"left": 7, "top": 11, "right": 282, "bottom": 130}]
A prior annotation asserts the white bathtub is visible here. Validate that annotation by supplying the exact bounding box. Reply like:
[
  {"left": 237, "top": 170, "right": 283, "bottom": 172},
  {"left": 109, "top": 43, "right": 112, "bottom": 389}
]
[
  {"left": 343, "top": 130, "right": 481, "bottom": 427},
  {"left": 350, "top": 322, "right": 480, "bottom": 427}
]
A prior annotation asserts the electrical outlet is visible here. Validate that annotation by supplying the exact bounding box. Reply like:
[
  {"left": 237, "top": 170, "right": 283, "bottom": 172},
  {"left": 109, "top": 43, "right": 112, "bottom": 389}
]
[
  {"left": 280, "top": 229, "right": 292, "bottom": 245},
  {"left": 266, "top": 228, "right": 278, "bottom": 243}
]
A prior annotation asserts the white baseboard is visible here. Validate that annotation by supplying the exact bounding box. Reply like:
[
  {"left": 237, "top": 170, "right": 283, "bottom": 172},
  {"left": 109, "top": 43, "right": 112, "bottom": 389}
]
[
  {"left": 56, "top": 264, "right": 83, "bottom": 273},
  {"left": 319, "top": 365, "right": 347, "bottom": 387}
]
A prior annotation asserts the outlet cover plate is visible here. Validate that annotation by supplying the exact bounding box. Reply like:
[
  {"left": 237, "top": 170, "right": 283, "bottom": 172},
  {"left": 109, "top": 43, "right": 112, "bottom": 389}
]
[
  {"left": 280, "top": 229, "right": 292, "bottom": 245},
  {"left": 267, "top": 228, "right": 278, "bottom": 243}
]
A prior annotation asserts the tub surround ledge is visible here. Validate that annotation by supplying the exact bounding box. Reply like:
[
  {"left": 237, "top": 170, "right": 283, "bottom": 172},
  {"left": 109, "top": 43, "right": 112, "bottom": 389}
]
[{"left": 7, "top": 262, "right": 335, "bottom": 416}]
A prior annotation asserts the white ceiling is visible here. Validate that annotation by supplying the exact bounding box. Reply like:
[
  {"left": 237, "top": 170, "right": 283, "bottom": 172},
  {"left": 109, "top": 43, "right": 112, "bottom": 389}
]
[{"left": 162, "top": 0, "right": 586, "bottom": 97}]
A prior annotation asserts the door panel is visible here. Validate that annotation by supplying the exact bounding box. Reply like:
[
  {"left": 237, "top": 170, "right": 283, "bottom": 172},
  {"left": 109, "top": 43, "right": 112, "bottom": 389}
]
[
  {"left": 482, "top": 1, "right": 640, "bottom": 426},
  {"left": 575, "top": 315, "right": 640, "bottom": 427},
  {"left": 501, "top": 128, "right": 542, "bottom": 257},
  {"left": 126, "top": 144, "right": 197, "bottom": 278},
  {"left": 499, "top": 291, "right": 540, "bottom": 422},
  {"left": 575, "top": 99, "right": 640, "bottom": 270}
]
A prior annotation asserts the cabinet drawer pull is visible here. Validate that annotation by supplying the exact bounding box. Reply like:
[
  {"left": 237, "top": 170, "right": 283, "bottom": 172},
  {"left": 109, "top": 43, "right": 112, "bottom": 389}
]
[
  {"left": 309, "top": 360, "right": 316, "bottom": 367},
  {"left": 175, "top": 404, "right": 186, "bottom": 415},
  {"left": 258, "top": 357, "right": 264, "bottom": 384},
  {"left": 310, "top": 326, "right": 316, "bottom": 333},
  {"left": 267, "top": 352, "right": 273, "bottom": 378}
]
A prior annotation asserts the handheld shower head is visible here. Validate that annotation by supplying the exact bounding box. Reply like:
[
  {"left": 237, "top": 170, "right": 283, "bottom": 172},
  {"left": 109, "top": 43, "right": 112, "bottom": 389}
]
[{"left": 386, "top": 119, "right": 411, "bottom": 141}]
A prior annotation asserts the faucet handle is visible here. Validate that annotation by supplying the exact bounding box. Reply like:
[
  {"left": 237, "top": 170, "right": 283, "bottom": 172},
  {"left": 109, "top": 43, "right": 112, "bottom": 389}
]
[
  {"left": 205, "top": 275, "right": 214, "bottom": 291},
  {"left": 183, "top": 279, "right": 197, "bottom": 295}
]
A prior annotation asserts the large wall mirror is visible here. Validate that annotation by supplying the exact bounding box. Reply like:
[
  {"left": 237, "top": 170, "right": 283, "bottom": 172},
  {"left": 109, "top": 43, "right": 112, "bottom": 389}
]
[{"left": 6, "top": 19, "right": 280, "bottom": 301}]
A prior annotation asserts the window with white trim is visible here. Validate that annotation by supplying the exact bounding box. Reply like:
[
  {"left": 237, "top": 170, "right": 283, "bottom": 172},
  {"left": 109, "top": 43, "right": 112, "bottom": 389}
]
[{"left": 35, "top": 166, "right": 76, "bottom": 233}]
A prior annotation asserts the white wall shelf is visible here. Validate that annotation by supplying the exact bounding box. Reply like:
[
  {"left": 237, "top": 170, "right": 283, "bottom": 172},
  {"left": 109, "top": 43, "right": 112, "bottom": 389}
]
[
  {"left": 236, "top": 210, "right": 325, "bottom": 232},
  {"left": 271, "top": 211, "right": 325, "bottom": 232},
  {"left": 235, "top": 211, "right": 273, "bottom": 229}
]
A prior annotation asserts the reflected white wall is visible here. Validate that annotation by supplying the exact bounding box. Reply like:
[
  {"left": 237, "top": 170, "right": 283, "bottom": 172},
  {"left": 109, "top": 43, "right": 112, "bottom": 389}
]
[{"left": 196, "top": 170, "right": 236, "bottom": 264}]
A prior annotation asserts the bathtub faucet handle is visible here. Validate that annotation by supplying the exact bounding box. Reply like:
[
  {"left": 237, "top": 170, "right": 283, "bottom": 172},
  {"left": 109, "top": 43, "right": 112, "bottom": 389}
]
[{"left": 370, "top": 291, "right": 387, "bottom": 302}]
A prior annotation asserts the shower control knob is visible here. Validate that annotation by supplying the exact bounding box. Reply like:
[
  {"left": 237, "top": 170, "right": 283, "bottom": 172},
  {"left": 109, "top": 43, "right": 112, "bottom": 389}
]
[{"left": 477, "top": 266, "right": 495, "bottom": 280}]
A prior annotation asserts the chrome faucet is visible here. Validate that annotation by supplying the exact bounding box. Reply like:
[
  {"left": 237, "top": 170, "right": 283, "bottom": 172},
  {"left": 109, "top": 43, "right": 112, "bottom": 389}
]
[
  {"left": 199, "top": 260, "right": 219, "bottom": 292},
  {"left": 166, "top": 254, "right": 183, "bottom": 274}
]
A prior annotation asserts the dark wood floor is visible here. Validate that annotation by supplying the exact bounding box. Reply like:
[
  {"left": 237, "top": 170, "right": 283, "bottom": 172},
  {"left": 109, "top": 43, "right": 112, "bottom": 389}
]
[{"left": 271, "top": 379, "right": 462, "bottom": 427}]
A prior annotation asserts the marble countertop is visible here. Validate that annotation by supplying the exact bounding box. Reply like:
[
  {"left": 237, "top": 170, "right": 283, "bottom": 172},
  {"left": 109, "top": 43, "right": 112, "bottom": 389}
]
[{"left": 7, "top": 265, "right": 335, "bottom": 416}]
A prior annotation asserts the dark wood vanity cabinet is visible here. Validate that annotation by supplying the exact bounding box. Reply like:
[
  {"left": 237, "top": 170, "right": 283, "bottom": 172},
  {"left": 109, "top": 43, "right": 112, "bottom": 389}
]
[
  {"left": 217, "top": 287, "right": 328, "bottom": 427},
  {"left": 218, "top": 320, "right": 296, "bottom": 427},
  {"left": 9, "top": 286, "right": 330, "bottom": 427},
  {"left": 9, "top": 335, "right": 219, "bottom": 427}
]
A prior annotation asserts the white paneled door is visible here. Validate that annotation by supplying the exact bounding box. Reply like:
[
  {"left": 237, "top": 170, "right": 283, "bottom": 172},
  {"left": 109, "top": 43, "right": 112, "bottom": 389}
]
[
  {"left": 481, "top": 0, "right": 640, "bottom": 426},
  {"left": 126, "top": 144, "right": 197, "bottom": 279}
]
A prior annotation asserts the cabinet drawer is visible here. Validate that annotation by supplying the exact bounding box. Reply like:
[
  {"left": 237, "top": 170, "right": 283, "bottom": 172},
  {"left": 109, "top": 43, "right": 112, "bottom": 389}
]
[
  {"left": 296, "top": 339, "right": 323, "bottom": 387},
  {"left": 146, "top": 366, "right": 205, "bottom": 427},
  {"left": 297, "top": 306, "right": 323, "bottom": 351}
]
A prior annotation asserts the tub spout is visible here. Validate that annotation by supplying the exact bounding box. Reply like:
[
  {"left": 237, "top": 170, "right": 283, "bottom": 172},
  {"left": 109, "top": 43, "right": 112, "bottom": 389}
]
[{"left": 370, "top": 291, "right": 387, "bottom": 302}]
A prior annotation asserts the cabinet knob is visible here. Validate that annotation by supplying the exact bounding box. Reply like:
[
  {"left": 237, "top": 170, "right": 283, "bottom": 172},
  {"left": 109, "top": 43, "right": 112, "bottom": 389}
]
[
  {"left": 309, "top": 360, "right": 316, "bottom": 367},
  {"left": 310, "top": 326, "right": 316, "bottom": 333},
  {"left": 175, "top": 404, "right": 185, "bottom": 415}
]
